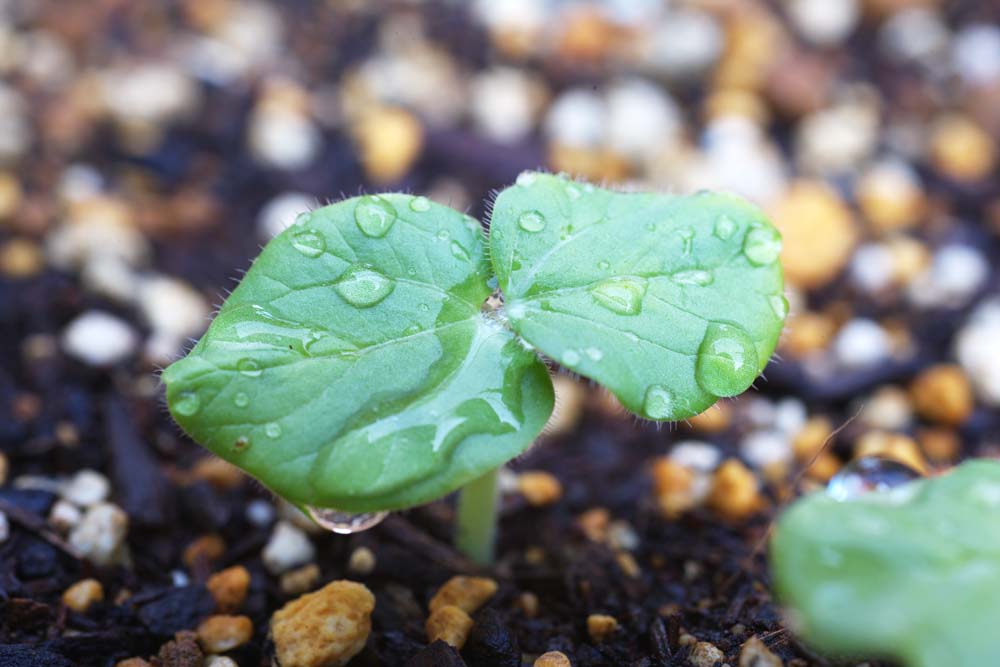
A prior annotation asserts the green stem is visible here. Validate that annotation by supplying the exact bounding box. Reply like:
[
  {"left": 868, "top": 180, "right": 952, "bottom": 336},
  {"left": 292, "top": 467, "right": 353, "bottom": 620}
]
[{"left": 455, "top": 467, "right": 500, "bottom": 566}]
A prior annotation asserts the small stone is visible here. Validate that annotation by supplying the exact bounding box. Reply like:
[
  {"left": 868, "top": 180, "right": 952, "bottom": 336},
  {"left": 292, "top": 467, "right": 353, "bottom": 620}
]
[
  {"left": 786, "top": 0, "right": 858, "bottom": 46},
  {"left": 263, "top": 520, "right": 315, "bottom": 575},
  {"left": 652, "top": 458, "right": 702, "bottom": 517},
  {"left": 115, "top": 659, "right": 153, "bottom": 667},
  {"left": 738, "top": 636, "right": 782, "bottom": 667},
  {"left": 257, "top": 192, "right": 316, "bottom": 239},
  {"left": 204, "top": 657, "right": 238, "bottom": 667},
  {"left": 206, "top": 565, "right": 250, "bottom": 613},
  {"left": 351, "top": 105, "right": 424, "bottom": 184},
  {"left": 347, "top": 546, "right": 376, "bottom": 575},
  {"left": 429, "top": 576, "right": 498, "bottom": 614},
  {"left": 856, "top": 159, "right": 925, "bottom": 233},
  {"left": 544, "top": 88, "right": 606, "bottom": 149},
  {"left": 61, "top": 311, "right": 138, "bottom": 366},
  {"left": 469, "top": 66, "right": 546, "bottom": 144},
  {"left": 190, "top": 457, "right": 244, "bottom": 489},
  {"left": 690, "top": 641, "right": 725, "bottom": 667},
  {"left": 647, "top": 9, "right": 723, "bottom": 79},
  {"left": 60, "top": 469, "right": 110, "bottom": 507},
  {"left": 928, "top": 114, "right": 996, "bottom": 182},
  {"left": 587, "top": 614, "right": 619, "bottom": 642},
  {"left": 607, "top": 520, "right": 640, "bottom": 551},
  {"left": 517, "top": 471, "right": 563, "bottom": 507},
  {"left": 517, "top": 591, "right": 540, "bottom": 618},
  {"left": 245, "top": 499, "right": 276, "bottom": 527},
  {"left": 138, "top": 276, "right": 210, "bottom": 343},
  {"left": 0, "top": 451, "right": 7, "bottom": 485},
  {"left": 271, "top": 580, "right": 375, "bottom": 667},
  {"left": 860, "top": 386, "right": 914, "bottom": 430},
  {"left": 707, "top": 460, "right": 762, "bottom": 521},
  {"left": 670, "top": 441, "right": 721, "bottom": 472},
  {"left": 62, "top": 578, "right": 104, "bottom": 613},
  {"left": 48, "top": 499, "right": 83, "bottom": 533},
  {"left": 248, "top": 104, "right": 320, "bottom": 171},
  {"left": 854, "top": 432, "right": 927, "bottom": 474},
  {"left": 910, "top": 364, "right": 974, "bottom": 426},
  {"left": 956, "top": 301, "right": 1000, "bottom": 406},
  {"left": 833, "top": 319, "right": 892, "bottom": 368},
  {"left": 0, "top": 511, "right": 9, "bottom": 543},
  {"left": 157, "top": 630, "right": 203, "bottom": 667},
  {"left": 605, "top": 78, "right": 682, "bottom": 162},
  {"left": 425, "top": 605, "right": 474, "bottom": 648},
  {"left": 796, "top": 96, "right": 879, "bottom": 174},
  {"left": 576, "top": 507, "right": 611, "bottom": 542},
  {"left": 69, "top": 502, "right": 128, "bottom": 566},
  {"left": 917, "top": 427, "right": 961, "bottom": 463},
  {"left": 616, "top": 551, "right": 641, "bottom": 578},
  {"left": 952, "top": 24, "right": 1000, "bottom": 86},
  {"left": 183, "top": 534, "right": 225, "bottom": 569},
  {"left": 687, "top": 402, "right": 731, "bottom": 433},
  {"left": 0, "top": 238, "right": 44, "bottom": 278},
  {"left": 535, "top": 651, "right": 572, "bottom": 667},
  {"left": 908, "top": 244, "right": 989, "bottom": 309},
  {"left": 792, "top": 417, "right": 833, "bottom": 462},
  {"left": 740, "top": 431, "right": 792, "bottom": 469},
  {"left": 196, "top": 615, "right": 253, "bottom": 653},
  {"left": 281, "top": 563, "right": 321, "bottom": 596}
]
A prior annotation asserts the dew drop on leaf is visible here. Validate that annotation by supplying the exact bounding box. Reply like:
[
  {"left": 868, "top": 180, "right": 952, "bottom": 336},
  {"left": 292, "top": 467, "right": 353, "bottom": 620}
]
[
  {"left": 175, "top": 391, "right": 200, "bottom": 416},
  {"left": 770, "top": 294, "right": 789, "bottom": 320},
  {"left": 264, "top": 422, "right": 282, "bottom": 438},
  {"left": 713, "top": 215, "right": 737, "bottom": 240},
  {"left": 742, "top": 226, "right": 782, "bottom": 266},
  {"left": 450, "top": 241, "right": 471, "bottom": 262},
  {"left": 562, "top": 349, "right": 581, "bottom": 367},
  {"left": 409, "top": 195, "right": 430, "bottom": 212},
  {"left": 694, "top": 322, "right": 759, "bottom": 397},
  {"left": 437, "top": 229, "right": 450, "bottom": 240},
  {"left": 598, "top": 260, "right": 610, "bottom": 270},
  {"left": 238, "top": 358, "right": 262, "bottom": 377},
  {"left": 826, "top": 457, "right": 923, "bottom": 501},
  {"left": 678, "top": 227, "right": 694, "bottom": 254},
  {"left": 518, "top": 210, "right": 547, "bottom": 232},
  {"left": 234, "top": 392, "right": 249, "bottom": 408},
  {"left": 306, "top": 506, "right": 388, "bottom": 534},
  {"left": 290, "top": 230, "right": 326, "bottom": 258},
  {"left": 516, "top": 171, "right": 536, "bottom": 187},
  {"left": 354, "top": 196, "right": 397, "bottom": 238},
  {"left": 590, "top": 277, "right": 647, "bottom": 316},
  {"left": 643, "top": 385, "right": 675, "bottom": 420},
  {"left": 294, "top": 211, "right": 312, "bottom": 226},
  {"left": 334, "top": 266, "right": 395, "bottom": 308},
  {"left": 585, "top": 347, "right": 603, "bottom": 361},
  {"left": 671, "top": 269, "right": 714, "bottom": 286}
]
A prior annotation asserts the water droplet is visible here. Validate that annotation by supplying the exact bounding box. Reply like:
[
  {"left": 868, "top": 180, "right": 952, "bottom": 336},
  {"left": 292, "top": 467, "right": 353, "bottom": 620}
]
[
  {"left": 234, "top": 392, "right": 249, "bottom": 408},
  {"left": 678, "top": 227, "right": 695, "bottom": 254},
  {"left": 769, "top": 294, "right": 789, "bottom": 320},
  {"left": 598, "top": 260, "right": 610, "bottom": 270},
  {"left": 643, "top": 385, "right": 675, "bottom": 420},
  {"left": 418, "top": 303, "right": 430, "bottom": 312},
  {"left": 671, "top": 269, "right": 714, "bottom": 286},
  {"left": 238, "top": 358, "right": 263, "bottom": 377},
  {"left": 409, "top": 196, "right": 431, "bottom": 212},
  {"left": 713, "top": 215, "right": 737, "bottom": 240},
  {"left": 403, "top": 323, "right": 422, "bottom": 335},
  {"left": 518, "top": 210, "right": 546, "bottom": 233},
  {"left": 354, "top": 196, "right": 397, "bottom": 237},
  {"left": 562, "top": 350, "right": 581, "bottom": 367},
  {"left": 695, "top": 322, "right": 759, "bottom": 397},
  {"left": 290, "top": 229, "right": 326, "bottom": 258},
  {"left": 742, "top": 226, "right": 782, "bottom": 266},
  {"left": 233, "top": 436, "right": 251, "bottom": 451},
  {"left": 174, "top": 392, "right": 200, "bottom": 416},
  {"left": 516, "top": 171, "right": 537, "bottom": 187},
  {"left": 590, "top": 277, "right": 647, "bottom": 315},
  {"left": 264, "top": 422, "right": 282, "bottom": 438},
  {"left": 826, "top": 457, "right": 922, "bottom": 502},
  {"left": 306, "top": 506, "right": 388, "bottom": 534},
  {"left": 334, "top": 266, "right": 395, "bottom": 308},
  {"left": 585, "top": 347, "right": 603, "bottom": 361},
  {"left": 294, "top": 211, "right": 312, "bottom": 226},
  {"left": 450, "top": 241, "right": 471, "bottom": 262},
  {"left": 437, "top": 229, "right": 450, "bottom": 241}
]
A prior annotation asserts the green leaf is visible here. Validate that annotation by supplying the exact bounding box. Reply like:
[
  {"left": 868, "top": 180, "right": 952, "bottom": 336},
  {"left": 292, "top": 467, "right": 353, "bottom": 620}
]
[
  {"left": 770, "top": 460, "right": 1000, "bottom": 667},
  {"left": 163, "top": 195, "right": 554, "bottom": 512},
  {"left": 490, "top": 172, "right": 785, "bottom": 421}
]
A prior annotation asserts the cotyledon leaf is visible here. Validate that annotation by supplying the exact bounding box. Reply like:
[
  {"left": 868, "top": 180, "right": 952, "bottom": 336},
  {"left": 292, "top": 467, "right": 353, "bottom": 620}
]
[
  {"left": 490, "top": 172, "right": 786, "bottom": 421},
  {"left": 771, "top": 460, "right": 1000, "bottom": 667},
  {"left": 163, "top": 194, "right": 554, "bottom": 513}
]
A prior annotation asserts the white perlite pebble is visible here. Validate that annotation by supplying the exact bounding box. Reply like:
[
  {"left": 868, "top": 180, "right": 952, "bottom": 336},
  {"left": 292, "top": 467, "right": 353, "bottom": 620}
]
[
  {"left": 786, "top": 0, "right": 859, "bottom": 47},
  {"left": 60, "top": 469, "right": 110, "bottom": 507},
  {"left": 952, "top": 24, "right": 1000, "bottom": 86},
  {"left": 797, "top": 99, "right": 879, "bottom": 174},
  {"left": 646, "top": 9, "right": 722, "bottom": 79},
  {"left": 100, "top": 62, "right": 198, "bottom": 125},
  {"left": 469, "top": 67, "right": 543, "bottom": 144},
  {"left": 908, "top": 244, "right": 988, "bottom": 309},
  {"left": 138, "top": 275, "right": 210, "bottom": 340},
  {"left": 669, "top": 441, "right": 721, "bottom": 472},
  {"left": 955, "top": 299, "right": 1000, "bottom": 406},
  {"left": 246, "top": 499, "right": 276, "bottom": 527},
  {"left": 741, "top": 430, "right": 793, "bottom": 468},
  {"left": 880, "top": 8, "right": 949, "bottom": 66},
  {"left": 850, "top": 242, "right": 895, "bottom": 294},
  {"left": 69, "top": 502, "right": 128, "bottom": 566},
  {"left": 0, "top": 511, "right": 8, "bottom": 543},
  {"left": 205, "top": 657, "right": 239, "bottom": 667},
  {"left": 606, "top": 78, "right": 681, "bottom": 162},
  {"left": 834, "top": 318, "right": 892, "bottom": 368},
  {"left": 258, "top": 192, "right": 316, "bottom": 239},
  {"left": 544, "top": 88, "right": 606, "bottom": 149},
  {"left": 774, "top": 398, "right": 808, "bottom": 436},
  {"left": 49, "top": 499, "right": 83, "bottom": 533},
  {"left": 248, "top": 107, "right": 321, "bottom": 171},
  {"left": 262, "top": 520, "right": 316, "bottom": 575},
  {"left": 859, "top": 387, "right": 914, "bottom": 430},
  {"left": 61, "top": 311, "right": 138, "bottom": 366}
]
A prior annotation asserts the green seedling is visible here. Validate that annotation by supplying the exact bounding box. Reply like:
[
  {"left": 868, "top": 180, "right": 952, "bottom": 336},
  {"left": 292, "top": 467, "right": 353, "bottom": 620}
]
[
  {"left": 163, "top": 171, "right": 785, "bottom": 563},
  {"left": 771, "top": 459, "right": 1000, "bottom": 667}
]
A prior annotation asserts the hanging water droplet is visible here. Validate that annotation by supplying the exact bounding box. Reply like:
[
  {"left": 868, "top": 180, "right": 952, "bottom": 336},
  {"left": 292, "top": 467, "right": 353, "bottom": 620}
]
[
  {"left": 713, "top": 215, "right": 737, "bottom": 240},
  {"left": 450, "top": 241, "right": 471, "bottom": 262},
  {"left": 354, "top": 196, "right": 397, "bottom": 238},
  {"left": 518, "top": 210, "right": 546, "bottom": 232},
  {"left": 294, "top": 211, "right": 312, "bottom": 227},
  {"left": 643, "top": 385, "right": 675, "bottom": 420},
  {"left": 590, "top": 277, "right": 647, "bottom": 315},
  {"left": 826, "top": 457, "right": 922, "bottom": 502},
  {"left": 585, "top": 347, "right": 604, "bottom": 361},
  {"left": 238, "top": 358, "right": 263, "bottom": 377},
  {"left": 516, "top": 171, "right": 537, "bottom": 187},
  {"left": 233, "top": 436, "right": 251, "bottom": 451},
  {"left": 562, "top": 349, "right": 581, "bottom": 367},
  {"left": 174, "top": 392, "right": 200, "bottom": 416},
  {"left": 306, "top": 506, "right": 388, "bottom": 534},
  {"left": 437, "top": 229, "right": 450, "bottom": 241},
  {"left": 234, "top": 392, "right": 249, "bottom": 408},
  {"left": 769, "top": 294, "right": 789, "bottom": 320},
  {"left": 334, "top": 266, "right": 395, "bottom": 308},
  {"left": 742, "top": 226, "right": 782, "bottom": 266},
  {"left": 409, "top": 196, "right": 431, "bottom": 212},
  {"left": 598, "top": 260, "right": 610, "bottom": 270},
  {"left": 290, "top": 229, "right": 326, "bottom": 258},
  {"left": 694, "top": 322, "right": 759, "bottom": 397},
  {"left": 264, "top": 422, "right": 282, "bottom": 439},
  {"left": 671, "top": 269, "right": 714, "bottom": 286}
]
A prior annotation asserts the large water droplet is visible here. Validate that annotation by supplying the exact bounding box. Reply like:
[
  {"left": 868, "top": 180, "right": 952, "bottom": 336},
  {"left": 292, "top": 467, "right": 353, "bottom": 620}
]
[
  {"left": 409, "top": 196, "right": 431, "bottom": 212},
  {"left": 306, "top": 506, "right": 388, "bottom": 534},
  {"left": 769, "top": 294, "right": 789, "bottom": 320},
  {"left": 590, "top": 277, "right": 647, "bottom": 315},
  {"left": 450, "top": 241, "right": 471, "bottom": 262},
  {"left": 174, "top": 392, "right": 200, "bottom": 416},
  {"left": 562, "top": 350, "right": 581, "bottom": 367},
  {"left": 518, "top": 210, "right": 546, "bottom": 232},
  {"left": 826, "top": 457, "right": 922, "bottom": 502},
  {"left": 585, "top": 347, "right": 603, "bottom": 361},
  {"left": 742, "top": 226, "right": 782, "bottom": 266},
  {"left": 334, "top": 266, "right": 395, "bottom": 308},
  {"left": 671, "top": 269, "right": 714, "bottom": 286},
  {"left": 234, "top": 392, "right": 249, "bottom": 408},
  {"left": 291, "top": 229, "right": 326, "bottom": 258},
  {"left": 713, "top": 215, "right": 737, "bottom": 240},
  {"left": 264, "top": 422, "right": 282, "bottom": 438},
  {"left": 294, "top": 212, "right": 312, "bottom": 227},
  {"left": 643, "top": 385, "right": 675, "bottom": 420},
  {"left": 238, "top": 358, "right": 262, "bottom": 377},
  {"left": 516, "top": 171, "right": 537, "bottom": 187},
  {"left": 695, "top": 322, "right": 759, "bottom": 397},
  {"left": 354, "top": 196, "right": 397, "bottom": 238}
]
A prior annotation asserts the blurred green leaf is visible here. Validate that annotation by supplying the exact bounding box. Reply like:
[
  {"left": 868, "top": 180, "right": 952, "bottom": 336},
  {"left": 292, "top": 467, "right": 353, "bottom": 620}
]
[
  {"left": 490, "top": 172, "right": 785, "bottom": 420},
  {"left": 771, "top": 460, "right": 1000, "bottom": 667}
]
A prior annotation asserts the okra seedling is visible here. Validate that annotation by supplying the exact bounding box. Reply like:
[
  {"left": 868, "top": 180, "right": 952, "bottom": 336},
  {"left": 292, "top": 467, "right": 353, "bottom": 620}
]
[{"left": 163, "top": 172, "right": 785, "bottom": 563}]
